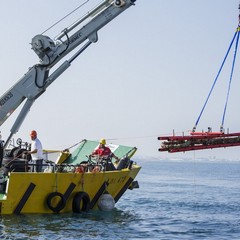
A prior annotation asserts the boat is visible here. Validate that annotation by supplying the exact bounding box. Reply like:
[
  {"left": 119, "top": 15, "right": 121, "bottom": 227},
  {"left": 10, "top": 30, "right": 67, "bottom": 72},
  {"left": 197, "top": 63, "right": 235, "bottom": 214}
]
[
  {"left": 0, "top": 139, "right": 140, "bottom": 214},
  {"left": 0, "top": 0, "right": 140, "bottom": 214}
]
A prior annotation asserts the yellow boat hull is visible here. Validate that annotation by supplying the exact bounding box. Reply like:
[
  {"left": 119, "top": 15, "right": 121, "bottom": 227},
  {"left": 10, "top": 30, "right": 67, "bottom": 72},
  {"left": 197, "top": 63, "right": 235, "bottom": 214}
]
[{"left": 0, "top": 165, "right": 141, "bottom": 214}]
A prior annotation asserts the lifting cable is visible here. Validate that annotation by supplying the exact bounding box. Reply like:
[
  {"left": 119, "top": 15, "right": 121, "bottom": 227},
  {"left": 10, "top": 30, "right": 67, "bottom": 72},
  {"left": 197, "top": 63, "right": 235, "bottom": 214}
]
[
  {"left": 41, "top": 0, "right": 90, "bottom": 35},
  {"left": 192, "top": 5, "right": 240, "bottom": 132},
  {"left": 221, "top": 27, "right": 240, "bottom": 130},
  {"left": 193, "top": 31, "right": 239, "bottom": 132}
]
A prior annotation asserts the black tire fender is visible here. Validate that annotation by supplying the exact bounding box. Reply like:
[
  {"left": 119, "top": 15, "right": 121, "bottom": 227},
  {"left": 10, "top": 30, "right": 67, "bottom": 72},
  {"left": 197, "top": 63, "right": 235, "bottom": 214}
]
[
  {"left": 72, "top": 191, "right": 90, "bottom": 213},
  {"left": 46, "top": 192, "right": 66, "bottom": 213}
]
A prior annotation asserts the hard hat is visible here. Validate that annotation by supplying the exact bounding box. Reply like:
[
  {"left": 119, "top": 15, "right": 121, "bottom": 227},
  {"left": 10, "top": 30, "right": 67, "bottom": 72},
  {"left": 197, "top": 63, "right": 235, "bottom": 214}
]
[
  {"left": 99, "top": 138, "right": 106, "bottom": 145},
  {"left": 30, "top": 130, "right": 37, "bottom": 137}
]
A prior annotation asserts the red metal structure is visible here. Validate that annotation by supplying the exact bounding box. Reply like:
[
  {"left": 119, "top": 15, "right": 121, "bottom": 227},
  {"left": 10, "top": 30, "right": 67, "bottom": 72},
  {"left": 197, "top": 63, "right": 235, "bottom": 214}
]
[{"left": 158, "top": 132, "right": 240, "bottom": 153}]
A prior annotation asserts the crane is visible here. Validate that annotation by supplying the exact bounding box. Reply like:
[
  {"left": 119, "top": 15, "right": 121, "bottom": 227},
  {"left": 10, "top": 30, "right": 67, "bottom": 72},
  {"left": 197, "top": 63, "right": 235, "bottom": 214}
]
[{"left": 0, "top": 0, "right": 136, "bottom": 149}]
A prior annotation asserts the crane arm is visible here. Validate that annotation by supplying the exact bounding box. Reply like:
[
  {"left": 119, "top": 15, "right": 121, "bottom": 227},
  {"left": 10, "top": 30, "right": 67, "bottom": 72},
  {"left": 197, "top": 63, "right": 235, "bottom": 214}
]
[
  {"left": 0, "top": 0, "right": 136, "bottom": 147},
  {"left": 32, "top": 0, "right": 135, "bottom": 68}
]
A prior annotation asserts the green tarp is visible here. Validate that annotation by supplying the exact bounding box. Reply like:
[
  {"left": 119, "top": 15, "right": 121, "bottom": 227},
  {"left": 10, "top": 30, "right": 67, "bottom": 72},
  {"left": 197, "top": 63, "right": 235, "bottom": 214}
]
[{"left": 63, "top": 140, "right": 137, "bottom": 165}]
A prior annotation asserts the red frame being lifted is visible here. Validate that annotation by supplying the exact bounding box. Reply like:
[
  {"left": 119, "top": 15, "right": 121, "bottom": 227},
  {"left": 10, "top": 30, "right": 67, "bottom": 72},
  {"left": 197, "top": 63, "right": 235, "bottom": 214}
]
[
  {"left": 158, "top": 132, "right": 240, "bottom": 153},
  {"left": 158, "top": 23, "right": 240, "bottom": 154}
]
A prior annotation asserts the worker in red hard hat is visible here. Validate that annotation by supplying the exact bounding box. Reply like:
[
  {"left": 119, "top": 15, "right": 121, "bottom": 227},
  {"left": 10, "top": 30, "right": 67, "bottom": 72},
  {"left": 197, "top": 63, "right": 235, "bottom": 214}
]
[
  {"left": 26, "top": 130, "right": 43, "bottom": 172},
  {"left": 30, "top": 130, "right": 37, "bottom": 137}
]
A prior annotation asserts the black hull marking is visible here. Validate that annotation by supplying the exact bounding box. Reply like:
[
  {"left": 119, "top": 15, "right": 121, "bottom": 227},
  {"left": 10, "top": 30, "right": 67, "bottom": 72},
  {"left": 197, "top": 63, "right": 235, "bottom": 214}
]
[
  {"left": 89, "top": 181, "right": 109, "bottom": 209},
  {"left": 114, "top": 177, "right": 133, "bottom": 203},
  {"left": 14, "top": 182, "right": 36, "bottom": 214}
]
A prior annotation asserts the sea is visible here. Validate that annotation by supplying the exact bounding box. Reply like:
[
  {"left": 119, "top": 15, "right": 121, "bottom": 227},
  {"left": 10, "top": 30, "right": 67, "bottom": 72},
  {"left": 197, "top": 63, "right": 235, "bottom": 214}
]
[{"left": 0, "top": 158, "right": 240, "bottom": 240}]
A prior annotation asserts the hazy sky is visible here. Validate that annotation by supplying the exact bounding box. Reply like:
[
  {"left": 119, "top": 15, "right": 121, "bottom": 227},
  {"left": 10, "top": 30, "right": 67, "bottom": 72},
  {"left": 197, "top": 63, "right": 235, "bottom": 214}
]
[{"left": 1, "top": 0, "right": 240, "bottom": 160}]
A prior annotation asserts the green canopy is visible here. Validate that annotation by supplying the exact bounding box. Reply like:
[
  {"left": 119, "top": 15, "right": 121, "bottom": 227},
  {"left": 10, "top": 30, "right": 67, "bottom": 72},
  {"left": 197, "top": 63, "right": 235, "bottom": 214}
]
[{"left": 63, "top": 140, "right": 137, "bottom": 165}]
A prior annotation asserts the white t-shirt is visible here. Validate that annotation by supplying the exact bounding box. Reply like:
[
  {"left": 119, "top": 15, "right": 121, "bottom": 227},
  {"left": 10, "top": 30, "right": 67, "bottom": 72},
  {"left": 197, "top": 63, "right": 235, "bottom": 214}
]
[{"left": 31, "top": 138, "right": 43, "bottom": 160}]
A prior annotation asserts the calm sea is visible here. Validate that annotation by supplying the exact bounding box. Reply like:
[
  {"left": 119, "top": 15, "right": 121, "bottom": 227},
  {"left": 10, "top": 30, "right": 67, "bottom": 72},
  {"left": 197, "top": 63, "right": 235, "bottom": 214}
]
[{"left": 0, "top": 159, "right": 240, "bottom": 240}]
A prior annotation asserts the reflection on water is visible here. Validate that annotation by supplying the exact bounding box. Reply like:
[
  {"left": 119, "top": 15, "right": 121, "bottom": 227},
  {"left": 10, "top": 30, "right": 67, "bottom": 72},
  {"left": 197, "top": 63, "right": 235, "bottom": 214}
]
[{"left": 0, "top": 209, "right": 139, "bottom": 240}]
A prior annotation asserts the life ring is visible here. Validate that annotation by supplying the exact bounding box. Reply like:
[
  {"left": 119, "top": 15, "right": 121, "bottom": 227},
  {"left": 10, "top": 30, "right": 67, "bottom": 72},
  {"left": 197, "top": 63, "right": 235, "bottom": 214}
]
[
  {"left": 46, "top": 192, "right": 66, "bottom": 213},
  {"left": 72, "top": 191, "right": 90, "bottom": 213}
]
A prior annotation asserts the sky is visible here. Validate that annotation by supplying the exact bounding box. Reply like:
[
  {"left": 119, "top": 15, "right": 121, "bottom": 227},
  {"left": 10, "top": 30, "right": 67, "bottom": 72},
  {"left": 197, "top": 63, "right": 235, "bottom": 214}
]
[{"left": 1, "top": 0, "right": 240, "bottom": 161}]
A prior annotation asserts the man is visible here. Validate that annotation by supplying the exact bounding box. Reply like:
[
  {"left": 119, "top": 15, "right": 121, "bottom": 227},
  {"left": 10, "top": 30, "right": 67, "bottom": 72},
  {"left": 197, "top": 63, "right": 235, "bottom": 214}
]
[
  {"left": 91, "top": 138, "right": 120, "bottom": 171},
  {"left": 91, "top": 138, "right": 119, "bottom": 161},
  {"left": 26, "top": 130, "right": 43, "bottom": 172}
]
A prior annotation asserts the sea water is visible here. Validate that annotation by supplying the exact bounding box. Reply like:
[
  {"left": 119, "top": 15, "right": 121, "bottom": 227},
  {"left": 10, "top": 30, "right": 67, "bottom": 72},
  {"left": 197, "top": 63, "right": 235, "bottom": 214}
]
[{"left": 0, "top": 159, "right": 240, "bottom": 240}]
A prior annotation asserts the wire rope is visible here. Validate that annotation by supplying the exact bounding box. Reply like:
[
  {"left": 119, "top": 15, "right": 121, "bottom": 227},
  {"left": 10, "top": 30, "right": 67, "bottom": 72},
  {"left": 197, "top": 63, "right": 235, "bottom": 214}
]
[
  {"left": 192, "top": 3, "right": 240, "bottom": 132},
  {"left": 41, "top": 0, "right": 90, "bottom": 35},
  {"left": 221, "top": 29, "right": 240, "bottom": 129},
  {"left": 192, "top": 30, "right": 238, "bottom": 132}
]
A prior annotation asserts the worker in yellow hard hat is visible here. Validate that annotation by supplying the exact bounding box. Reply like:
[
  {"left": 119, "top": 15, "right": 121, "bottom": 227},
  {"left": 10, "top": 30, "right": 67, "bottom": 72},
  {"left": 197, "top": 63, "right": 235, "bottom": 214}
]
[
  {"left": 99, "top": 138, "right": 106, "bottom": 145},
  {"left": 91, "top": 138, "right": 119, "bottom": 163}
]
